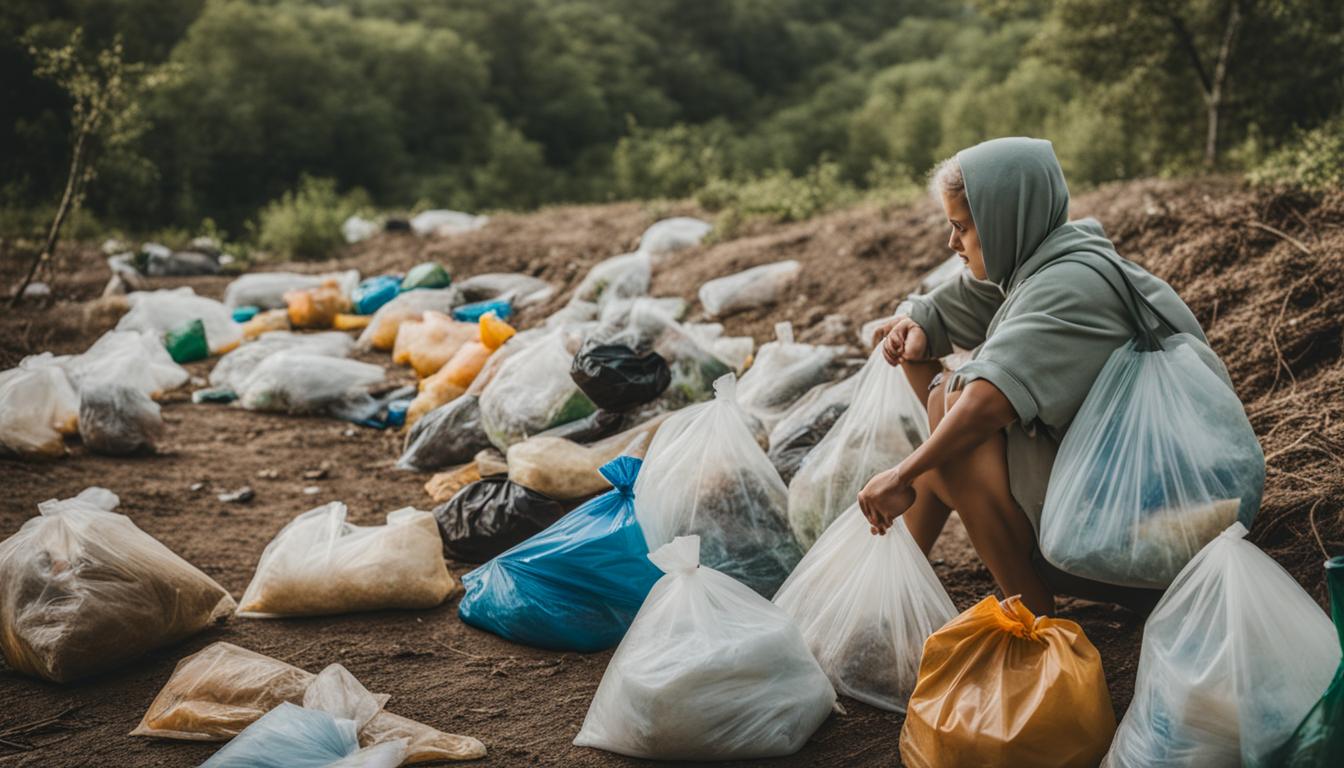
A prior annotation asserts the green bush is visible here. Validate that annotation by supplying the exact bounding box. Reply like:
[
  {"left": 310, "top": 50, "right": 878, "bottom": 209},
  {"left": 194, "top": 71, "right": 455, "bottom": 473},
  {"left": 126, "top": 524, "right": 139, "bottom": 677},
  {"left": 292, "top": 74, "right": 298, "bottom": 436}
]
[
  {"left": 697, "top": 162, "right": 861, "bottom": 238},
  {"left": 1248, "top": 115, "right": 1344, "bottom": 191},
  {"left": 255, "top": 176, "right": 368, "bottom": 261}
]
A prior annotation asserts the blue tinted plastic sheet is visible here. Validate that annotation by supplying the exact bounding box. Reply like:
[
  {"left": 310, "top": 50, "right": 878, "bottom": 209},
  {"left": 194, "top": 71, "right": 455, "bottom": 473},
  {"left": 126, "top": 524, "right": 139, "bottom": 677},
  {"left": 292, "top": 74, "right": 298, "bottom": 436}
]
[
  {"left": 199, "top": 703, "right": 359, "bottom": 768},
  {"left": 458, "top": 456, "right": 661, "bottom": 652},
  {"left": 352, "top": 275, "right": 402, "bottom": 316},
  {"left": 452, "top": 299, "right": 512, "bottom": 323}
]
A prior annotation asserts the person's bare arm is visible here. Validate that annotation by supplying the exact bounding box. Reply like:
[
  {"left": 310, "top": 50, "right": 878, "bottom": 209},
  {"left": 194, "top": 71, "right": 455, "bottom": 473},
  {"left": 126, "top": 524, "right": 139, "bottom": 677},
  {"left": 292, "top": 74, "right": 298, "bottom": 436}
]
[{"left": 857, "top": 379, "right": 1017, "bottom": 533}]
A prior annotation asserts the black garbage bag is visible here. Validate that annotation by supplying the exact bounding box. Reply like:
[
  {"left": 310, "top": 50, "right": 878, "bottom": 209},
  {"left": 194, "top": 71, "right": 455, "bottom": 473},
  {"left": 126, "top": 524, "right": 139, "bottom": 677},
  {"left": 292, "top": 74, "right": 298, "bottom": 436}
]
[
  {"left": 767, "top": 401, "right": 849, "bottom": 484},
  {"left": 433, "top": 478, "right": 567, "bottom": 562},
  {"left": 570, "top": 343, "right": 671, "bottom": 412},
  {"left": 398, "top": 395, "right": 493, "bottom": 472},
  {"left": 531, "top": 408, "right": 628, "bottom": 444}
]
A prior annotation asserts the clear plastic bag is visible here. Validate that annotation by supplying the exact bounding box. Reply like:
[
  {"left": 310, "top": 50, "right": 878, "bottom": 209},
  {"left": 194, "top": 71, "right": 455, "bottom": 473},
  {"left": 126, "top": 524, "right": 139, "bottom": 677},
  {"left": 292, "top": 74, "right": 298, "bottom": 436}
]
[
  {"left": 455, "top": 272, "right": 554, "bottom": 308},
  {"left": 237, "top": 504, "right": 453, "bottom": 618},
  {"left": 774, "top": 506, "right": 955, "bottom": 712},
  {"left": 398, "top": 395, "right": 493, "bottom": 472},
  {"left": 0, "top": 353, "right": 81, "bottom": 459},
  {"left": 458, "top": 457, "right": 663, "bottom": 652},
  {"left": 767, "top": 374, "right": 857, "bottom": 484},
  {"left": 506, "top": 413, "right": 669, "bottom": 499},
  {"left": 200, "top": 702, "right": 403, "bottom": 768},
  {"left": 698, "top": 260, "right": 801, "bottom": 318},
  {"left": 78, "top": 382, "right": 163, "bottom": 455},
  {"left": 478, "top": 328, "right": 597, "bottom": 450},
  {"left": 237, "top": 352, "right": 385, "bottom": 415},
  {"left": 683, "top": 321, "right": 754, "bottom": 372},
  {"left": 1103, "top": 523, "right": 1340, "bottom": 767},
  {"left": 391, "top": 311, "right": 478, "bottom": 378},
  {"left": 788, "top": 346, "right": 928, "bottom": 548},
  {"left": 574, "top": 535, "right": 835, "bottom": 760},
  {"left": 0, "top": 488, "right": 235, "bottom": 682},
  {"left": 62, "top": 329, "right": 189, "bottom": 398},
  {"left": 918, "top": 254, "right": 965, "bottom": 293},
  {"left": 357, "top": 288, "right": 462, "bottom": 351},
  {"left": 132, "top": 641, "right": 487, "bottom": 762},
  {"left": 636, "top": 217, "right": 711, "bottom": 262},
  {"left": 209, "top": 331, "right": 354, "bottom": 392},
  {"left": 116, "top": 287, "right": 243, "bottom": 353},
  {"left": 1041, "top": 333, "right": 1265, "bottom": 589},
  {"left": 737, "top": 322, "right": 843, "bottom": 432},
  {"left": 570, "top": 252, "right": 652, "bottom": 309},
  {"left": 634, "top": 374, "right": 801, "bottom": 596},
  {"left": 409, "top": 209, "right": 486, "bottom": 236},
  {"left": 406, "top": 314, "right": 514, "bottom": 426},
  {"left": 224, "top": 271, "right": 359, "bottom": 310}
]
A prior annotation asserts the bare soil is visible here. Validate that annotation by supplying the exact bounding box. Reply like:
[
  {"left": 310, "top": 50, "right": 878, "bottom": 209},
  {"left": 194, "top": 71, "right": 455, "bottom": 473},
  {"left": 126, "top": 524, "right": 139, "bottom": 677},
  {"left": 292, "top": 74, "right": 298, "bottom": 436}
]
[{"left": 1, "top": 177, "right": 1339, "bottom": 766}]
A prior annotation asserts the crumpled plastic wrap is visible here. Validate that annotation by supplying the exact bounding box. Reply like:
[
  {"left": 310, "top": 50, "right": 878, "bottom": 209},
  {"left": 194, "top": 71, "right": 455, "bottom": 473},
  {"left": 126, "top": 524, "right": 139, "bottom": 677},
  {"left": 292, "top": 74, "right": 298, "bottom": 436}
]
[
  {"left": 698, "top": 260, "right": 800, "bottom": 318},
  {"left": 78, "top": 382, "right": 164, "bottom": 455},
  {"left": 236, "top": 352, "right": 384, "bottom": 415},
  {"left": 116, "top": 287, "right": 243, "bottom": 354},
  {"left": 0, "top": 353, "right": 81, "bottom": 459}
]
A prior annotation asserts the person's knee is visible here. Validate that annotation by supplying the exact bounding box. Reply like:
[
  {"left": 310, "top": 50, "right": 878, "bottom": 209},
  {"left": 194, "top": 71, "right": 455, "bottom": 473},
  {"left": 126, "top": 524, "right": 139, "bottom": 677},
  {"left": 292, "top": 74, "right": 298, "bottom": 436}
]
[{"left": 926, "top": 384, "right": 945, "bottom": 430}]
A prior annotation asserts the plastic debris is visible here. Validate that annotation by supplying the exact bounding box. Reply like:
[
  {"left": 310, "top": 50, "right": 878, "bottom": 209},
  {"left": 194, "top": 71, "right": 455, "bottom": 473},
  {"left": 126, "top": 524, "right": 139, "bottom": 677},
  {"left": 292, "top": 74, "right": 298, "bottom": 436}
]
[
  {"left": 455, "top": 272, "right": 553, "bottom": 308},
  {"left": 432, "top": 478, "right": 567, "bottom": 562},
  {"left": 766, "top": 374, "right": 856, "bottom": 484},
  {"left": 401, "top": 262, "right": 452, "bottom": 291},
  {"left": 165, "top": 318, "right": 211, "bottom": 363},
  {"left": 236, "top": 353, "right": 384, "bottom": 415},
  {"left": 636, "top": 217, "right": 712, "bottom": 261},
  {"left": 209, "top": 331, "right": 353, "bottom": 392},
  {"left": 78, "top": 382, "right": 163, "bottom": 455},
  {"left": 409, "top": 210, "right": 487, "bottom": 237},
  {"left": 479, "top": 329, "right": 597, "bottom": 451},
  {"left": 736, "top": 322, "right": 844, "bottom": 432},
  {"left": 117, "top": 287, "right": 243, "bottom": 354},
  {"left": 452, "top": 298, "right": 512, "bottom": 323},
  {"left": 398, "top": 394, "right": 493, "bottom": 472},
  {"left": 285, "top": 280, "right": 352, "bottom": 330},
  {"left": 242, "top": 308, "right": 291, "bottom": 339},
  {"left": 352, "top": 275, "right": 401, "bottom": 315},
  {"left": 507, "top": 413, "right": 669, "bottom": 500},
  {"left": 357, "top": 288, "right": 462, "bottom": 351},
  {"left": 223, "top": 271, "right": 359, "bottom": 311},
  {"left": 407, "top": 314, "right": 515, "bottom": 427},
  {"left": 342, "top": 214, "right": 380, "bottom": 244},
  {"left": 0, "top": 354, "right": 80, "bottom": 459},
  {"left": 570, "top": 343, "right": 672, "bottom": 413},
  {"left": 1268, "top": 555, "right": 1344, "bottom": 767},
  {"left": 698, "top": 260, "right": 801, "bottom": 318}
]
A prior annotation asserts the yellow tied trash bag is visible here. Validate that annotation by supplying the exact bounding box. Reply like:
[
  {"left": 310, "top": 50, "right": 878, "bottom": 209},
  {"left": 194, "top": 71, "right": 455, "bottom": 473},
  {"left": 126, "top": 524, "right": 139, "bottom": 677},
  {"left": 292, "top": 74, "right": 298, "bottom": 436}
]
[
  {"left": 284, "top": 280, "right": 350, "bottom": 330},
  {"left": 391, "top": 310, "right": 478, "bottom": 377},
  {"left": 406, "top": 314, "right": 516, "bottom": 426},
  {"left": 900, "top": 595, "right": 1116, "bottom": 768}
]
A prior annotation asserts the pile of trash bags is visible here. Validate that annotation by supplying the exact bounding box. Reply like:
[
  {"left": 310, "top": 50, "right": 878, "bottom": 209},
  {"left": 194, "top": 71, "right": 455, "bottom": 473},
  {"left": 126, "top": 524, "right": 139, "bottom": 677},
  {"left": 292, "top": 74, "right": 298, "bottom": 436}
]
[
  {"left": 238, "top": 503, "right": 454, "bottom": 618},
  {"left": 132, "top": 641, "right": 486, "bottom": 762},
  {"left": 407, "top": 313, "right": 516, "bottom": 426},
  {"left": 117, "top": 287, "right": 243, "bottom": 355},
  {"left": 574, "top": 535, "right": 835, "bottom": 760},
  {"left": 433, "top": 477, "right": 566, "bottom": 562},
  {"left": 736, "top": 322, "right": 844, "bottom": 432},
  {"left": 0, "top": 488, "right": 235, "bottom": 682},
  {"left": 479, "top": 328, "right": 597, "bottom": 450},
  {"left": 766, "top": 374, "right": 857, "bottom": 483}
]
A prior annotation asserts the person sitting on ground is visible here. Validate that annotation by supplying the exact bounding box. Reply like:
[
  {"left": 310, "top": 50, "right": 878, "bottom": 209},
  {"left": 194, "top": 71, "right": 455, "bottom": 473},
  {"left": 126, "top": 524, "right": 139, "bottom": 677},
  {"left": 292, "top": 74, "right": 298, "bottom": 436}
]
[{"left": 861, "top": 137, "right": 1206, "bottom": 615}]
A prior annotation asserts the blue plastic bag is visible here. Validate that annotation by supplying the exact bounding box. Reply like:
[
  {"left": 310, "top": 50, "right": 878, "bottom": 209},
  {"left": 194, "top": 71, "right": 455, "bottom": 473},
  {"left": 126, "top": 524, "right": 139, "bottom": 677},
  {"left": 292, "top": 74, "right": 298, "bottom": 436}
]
[
  {"left": 231, "top": 305, "right": 261, "bottom": 323},
  {"left": 352, "top": 275, "right": 401, "bottom": 315},
  {"left": 458, "top": 456, "right": 661, "bottom": 652},
  {"left": 452, "top": 298, "right": 512, "bottom": 323},
  {"left": 199, "top": 703, "right": 360, "bottom": 768}
]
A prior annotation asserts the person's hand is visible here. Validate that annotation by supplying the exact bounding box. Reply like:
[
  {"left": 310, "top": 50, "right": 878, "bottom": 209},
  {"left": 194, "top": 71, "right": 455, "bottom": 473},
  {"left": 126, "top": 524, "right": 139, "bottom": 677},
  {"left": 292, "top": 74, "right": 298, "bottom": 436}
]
[
  {"left": 858, "top": 466, "right": 916, "bottom": 535},
  {"left": 879, "top": 317, "right": 928, "bottom": 366}
]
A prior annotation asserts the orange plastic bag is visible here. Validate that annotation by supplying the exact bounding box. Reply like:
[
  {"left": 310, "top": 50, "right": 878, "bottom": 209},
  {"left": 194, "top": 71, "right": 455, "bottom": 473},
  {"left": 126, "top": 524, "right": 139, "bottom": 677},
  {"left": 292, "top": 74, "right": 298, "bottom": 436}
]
[
  {"left": 284, "top": 281, "right": 349, "bottom": 329},
  {"left": 900, "top": 596, "right": 1116, "bottom": 768},
  {"left": 242, "top": 309, "right": 290, "bottom": 339},
  {"left": 405, "top": 315, "right": 515, "bottom": 425},
  {"left": 332, "top": 313, "right": 370, "bottom": 331},
  {"left": 391, "top": 311, "right": 478, "bottom": 377}
]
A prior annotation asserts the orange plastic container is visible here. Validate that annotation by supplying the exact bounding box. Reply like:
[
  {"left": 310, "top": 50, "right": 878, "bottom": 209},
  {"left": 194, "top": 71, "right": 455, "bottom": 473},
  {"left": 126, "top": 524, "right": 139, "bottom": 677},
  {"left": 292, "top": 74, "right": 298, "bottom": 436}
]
[{"left": 284, "top": 281, "right": 349, "bottom": 329}]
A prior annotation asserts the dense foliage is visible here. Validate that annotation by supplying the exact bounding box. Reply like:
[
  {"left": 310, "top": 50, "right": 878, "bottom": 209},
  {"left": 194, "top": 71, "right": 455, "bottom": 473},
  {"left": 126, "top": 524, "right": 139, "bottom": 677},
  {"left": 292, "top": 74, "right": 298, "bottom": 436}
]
[{"left": 3, "top": 0, "right": 1341, "bottom": 237}]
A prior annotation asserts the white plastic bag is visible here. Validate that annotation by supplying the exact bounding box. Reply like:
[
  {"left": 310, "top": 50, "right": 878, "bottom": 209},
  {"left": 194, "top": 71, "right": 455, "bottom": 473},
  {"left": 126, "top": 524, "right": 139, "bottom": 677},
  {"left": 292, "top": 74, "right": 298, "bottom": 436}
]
[
  {"left": 1041, "top": 333, "right": 1265, "bottom": 589},
  {"left": 236, "top": 352, "right": 384, "bottom": 415},
  {"left": 634, "top": 374, "right": 801, "bottom": 596},
  {"left": 698, "top": 260, "right": 801, "bottom": 318},
  {"left": 636, "top": 217, "right": 712, "bottom": 262},
  {"left": 117, "top": 287, "right": 243, "bottom": 353},
  {"left": 774, "top": 506, "right": 955, "bottom": 712},
  {"left": 455, "top": 272, "right": 554, "bottom": 307},
  {"left": 0, "top": 488, "right": 235, "bottom": 682},
  {"left": 737, "top": 322, "right": 843, "bottom": 432},
  {"left": 571, "top": 252, "right": 652, "bottom": 310},
  {"left": 341, "top": 215, "right": 380, "bottom": 245},
  {"left": 788, "top": 346, "right": 928, "bottom": 549},
  {"left": 237, "top": 503, "right": 453, "bottom": 618},
  {"left": 478, "top": 328, "right": 596, "bottom": 450},
  {"left": 78, "top": 382, "right": 163, "bottom": 455},
  {"left": 0, "top": 353, "right": 80, "bottom": 459},
  {"left": 767, "top": 374, "right": 858, "bottom": 484},
  {"left": 918, "top": 254, "right": 965, "bottom": 293},
  {"left": 63, "top": 330, "right": 189, "bottom": 398},
  {"left": 684, "top": 322, "right": 754, "bottom": 372},
  {"left": 224, "top": 271, "right": 359, "bottom": 310},
  {"left": 210, "top": 331, "right": 354, "bottom": 392},
  {"left": 574, "top": 536, "right": 835, "bottom": 760},
  {"left": 1103, "top": 523, "right": 1340, "bottom": 767},
  {"left": 410, "top": 209, "right": 487, "bottom": 236}
]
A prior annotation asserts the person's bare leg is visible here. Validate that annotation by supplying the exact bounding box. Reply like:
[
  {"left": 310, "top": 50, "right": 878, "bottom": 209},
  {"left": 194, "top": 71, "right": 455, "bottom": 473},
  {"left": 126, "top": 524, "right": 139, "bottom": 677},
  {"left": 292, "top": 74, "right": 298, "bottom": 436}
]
[
  {"left": 924, "top": 390, "right": 1055, "bottom": 615},
  {"left": 903, "top": 376, "right": 952, "bottom": 553},
  {"left": 900, "top": 358, "right": 943, "bottom": 406}
]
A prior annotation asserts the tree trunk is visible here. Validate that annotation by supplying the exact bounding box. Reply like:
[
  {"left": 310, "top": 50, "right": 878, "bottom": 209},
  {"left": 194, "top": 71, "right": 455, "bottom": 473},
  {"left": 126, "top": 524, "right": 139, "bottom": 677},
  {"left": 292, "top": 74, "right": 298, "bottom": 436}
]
[
  {"left": 1203, "top": 1, "right": 1245, "bottom": 168},
  {"left": 10, "top": 120, "right": 91, "bottom": 307}
]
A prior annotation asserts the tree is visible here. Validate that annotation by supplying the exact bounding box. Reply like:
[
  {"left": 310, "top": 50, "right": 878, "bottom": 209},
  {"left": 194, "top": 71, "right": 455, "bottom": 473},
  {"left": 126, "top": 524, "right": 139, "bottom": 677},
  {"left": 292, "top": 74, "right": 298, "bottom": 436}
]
[{"left": 10, "top": 28, "right": 154, "bottom": 305}]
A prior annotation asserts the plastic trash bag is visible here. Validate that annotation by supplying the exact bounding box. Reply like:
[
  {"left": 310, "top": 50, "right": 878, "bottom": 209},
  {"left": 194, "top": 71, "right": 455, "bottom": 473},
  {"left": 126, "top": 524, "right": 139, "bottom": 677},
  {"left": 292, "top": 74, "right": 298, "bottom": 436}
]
[
  {"left": 788, "top": 346, "right": 928, "bottom": 548},
  {"left": 774, "top": 506, "right": 956, "bottom": 712},
  {"left": 352, "top": 275, "right": 401, "bottom": 315},
  {"left": 131, "top": 641, "right": 487, "bottom": 762},
  {"left": 116, "top": 287, "right": 243, "bottom": 354},
  {"left": 401, "top": 262, "right": 451, "bottom": 291},
  {"left": 409, "top": 210, "right": 486, "bottom": 237},
  {"left": 432, "top": 478, "right": 566, "bottom": 563},
  {"left": 455, "top": 272, "right": 554, "bottom": 307},
  {"left": 918, "top": 254, "right": 965, "bottom": 293},
  {"left": 479, "top": 328, "right": 597, "bottom": 450},
  {"left": 634, "top": 374, "right": 802, "bottom": 596},
  {"left": 684, "top": 321, "right": 754, "bottom": 372},
  {"left": 901, "top": 595, "right": 1117, "bottom": 768},
  {"left": 507, "top": 413, "right": 669, "bottom": 500},
  {"left": 1268, "top": 555, "right": 1344, "bottom": 767},
  {"left": 767, "top": 374, "right": 857, "bottom": 484},
  {"left": 357, "top": 288, "right": 462, "bottom": 351},
  {"left": 61, "top": 329, "right": 189, "bottom": 398},
  {"left": 574, "top": 535, "right": 835, "bottom": 759},
  {"left": 458, "top": 457, "right": 663, "bottom": 652},
  {"left": 587, "top": 299, "right": 734, "bottom": 410},
  {"left": 78, "top": 382, "right": 163, "bottom": 455},
  {"left": 636, "top": 217, "right": 711, "bottom": 261},
  {"left": 571, "top": 252, "right": 652, "bottom": 309},
  {"left": 570, "top": 342, "right": 671, "bottom": 412},
  {"left": 224, "top": 271, "right": 359, "bottom": 311},
  {"left": 407, "top": 314, "right": 515, "bottom": 426},
  {"left": 698, "top": 260, "right": 801, "bottom": 318},
  {"left": 1040, "top": 333, "right": 1265, "bottom": 589},
  {"left": 209, "top": 331, "right": 353, "bottom": 392},
  {"left": 342, "top": 214, "right": 380, "bottom": 244},
  {"left": 286, "top": 280, "right": 352, "bottom": 329},
  {"left": 737, "top": 322, "right": 844, "bottom": 432},
  {"left": 237, "top": 352, "right": 384, "bottom": 415},
  {"left": 0, "top": 354, "right": 81, "bottom": 459},
  {"left": 398, "top": 394, "right": 493, "bottom": 472},
  {"left": 0, "top": 488, "right": 235, "bottom": 682},
  {"left": 392, "top": 311, "right": 478, "bottom": 378},
  {"left": 237, "top": 503, "right": 454, "bottom": 618},
  {"left": 242, "top": 308, "right": 291, "bottom": 339},
  {"left": 1102, "top": 523, "right": 1339, "bottom": 768},
  {"left": 165, "top": 318, "right": 210, "bottom": 362}
]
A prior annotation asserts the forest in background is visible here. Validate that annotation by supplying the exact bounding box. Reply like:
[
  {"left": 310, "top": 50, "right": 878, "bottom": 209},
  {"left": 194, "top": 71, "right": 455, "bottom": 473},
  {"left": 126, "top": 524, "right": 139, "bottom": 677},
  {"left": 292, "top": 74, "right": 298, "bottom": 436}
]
[{"left": 2, "top": 0, "right": 1342, "bottom": 245}]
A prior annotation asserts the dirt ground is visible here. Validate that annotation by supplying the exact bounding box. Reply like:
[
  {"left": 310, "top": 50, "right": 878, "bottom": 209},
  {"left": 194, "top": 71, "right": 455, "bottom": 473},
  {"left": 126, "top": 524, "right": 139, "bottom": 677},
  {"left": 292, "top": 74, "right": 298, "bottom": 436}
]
[{"left": 1, "top": 176, "right": 1339, "bottom": 766}]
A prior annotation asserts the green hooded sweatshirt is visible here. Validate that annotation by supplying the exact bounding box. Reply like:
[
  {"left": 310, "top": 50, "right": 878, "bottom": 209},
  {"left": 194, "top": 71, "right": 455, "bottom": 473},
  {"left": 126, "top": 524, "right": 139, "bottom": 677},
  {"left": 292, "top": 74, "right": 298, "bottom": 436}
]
[{"left": 905, "top": 137, "right": 1206, "bottom": 531}]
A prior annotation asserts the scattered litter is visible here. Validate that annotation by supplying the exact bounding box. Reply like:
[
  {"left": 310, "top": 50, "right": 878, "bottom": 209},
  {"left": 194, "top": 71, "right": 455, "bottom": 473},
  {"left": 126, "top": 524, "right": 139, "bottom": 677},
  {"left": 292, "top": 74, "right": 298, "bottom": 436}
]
[
  {"left": 285, "top": 280, "right": 351, "bottom": 330},
  {"left": 698, "top": 260, "right": 801, "bottom": 318},
  {"left": 303, "top": 486, "right": 320, "bottom": 496},
  {"left": 237, "top": 503, "right": 453, "bottom": 618},
  {"left": 401, "top": 261, "right": 452, "bottom": 291},
  {"left": 424, "top": 463, "right": 482, "bottom": 503},
  {"left": 570, "top": 252, "right": 652, "bottom": 310},
  {"left": 459, "top": 457, "right": 662, "bottom": 652},
  {"left": 774, "top": 507, "right": 955, "bottom": 712},
  {"left": 901, "top": 595, "right": 1116, "bottom": 768},
  {"left": 452, "top": 297, "right": 512, "bottom": 323},
  {"left": 231, "top": 305, "right": 260, "bottom": 323},
  {"left": 209, "top": 331, "right": 353, "bottom": 393},
  {"left": 116, "top": 287, "right": 243, "bottom": 354},
  {"left": 0, "top": 488, "right": 235, "bottom": 682},
  {"left": 242, "top": 308, "right": 291, "bottom": 339},
  {"left": 570, "top": 343, "right": 671, "bottom": 412},
  {"left": 455, "top": 272, "right": 553, "bottom": 307},
  {"left": 574, "top": 535, "right": 835, "bottom": 760},
  {"left": 0, "top": 353, "right": 80, "bottom": 459},
  {"left": 407, "top": 314, "right": 515, "bottom": 426},
  {"left": 331, "top": 312, "right": 371, "bottom": 331},
  {"left": 61, "top": 330, "right": 188, "bottom": 399},
  {"left": 432, "top": 477, "right": 566, "bottom": 562},
  {"left": 736, "top": 322, "right": 844, "bottom": 431},
  {"left": 341, "top": 214, "right": 380, "bottom": 244},
  {"left": 165, "top": 318, "right": 210, "bottom": 363},
  {"left": 79, "top": 382, "right": 163, "bottom": 455},
  {"left": 223, "top": 271, "right": 358, "bottom": 311},
  {"left": 219, "top": 486, "right": 255, "bottom": 504}
]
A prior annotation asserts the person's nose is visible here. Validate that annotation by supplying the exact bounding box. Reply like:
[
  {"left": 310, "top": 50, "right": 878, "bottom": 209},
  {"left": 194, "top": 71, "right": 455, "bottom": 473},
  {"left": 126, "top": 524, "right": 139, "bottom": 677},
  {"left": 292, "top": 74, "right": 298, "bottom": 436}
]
[{"left": 948, "top": 229, "right": 960, "bottom": 253}]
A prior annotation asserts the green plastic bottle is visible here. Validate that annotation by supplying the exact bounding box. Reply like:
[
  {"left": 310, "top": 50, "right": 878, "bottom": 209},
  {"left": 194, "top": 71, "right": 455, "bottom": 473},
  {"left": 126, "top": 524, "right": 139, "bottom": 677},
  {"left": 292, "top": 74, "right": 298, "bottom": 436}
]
[
  {"left": 1271, "top": 555, "right": 1344, "bottom": 766},
  {"left": 165, "top": 318, "right": 210, "bottom": 363}
]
